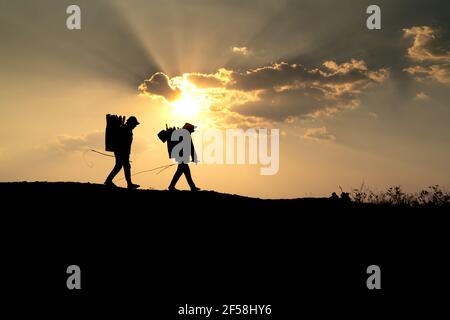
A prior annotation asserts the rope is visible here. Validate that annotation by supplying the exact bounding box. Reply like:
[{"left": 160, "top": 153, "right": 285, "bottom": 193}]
[
  {"left": 116, "top": 164, "right": 176, "bottom": 181},
  {"left": 85, "top": 148, "right": 131, "bottom": 163},
  {"left": 89, "top": 149, "right": 115, "bottom": 158},
  {"left": 155, "top": 164, "right": 176, "bottom": 174},
  {"left": 84, "top": 148, "right": 175, "bottom": 181}
]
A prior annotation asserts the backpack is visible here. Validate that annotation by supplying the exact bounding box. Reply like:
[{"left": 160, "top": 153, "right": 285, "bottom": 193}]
[
  {"left": 105, "top": 114, "right": 126, "bottom": 152},
  {"left": 158, "top": 125, "right": 180, "bottom": 158}
]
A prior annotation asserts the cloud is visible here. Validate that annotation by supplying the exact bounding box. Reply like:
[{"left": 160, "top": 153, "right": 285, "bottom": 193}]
[
  {"left": 227, "top": 59, "right": 388, "bottom": 94},
  {"left": 303, "top": 127, "right": 336, "bottom": 142},
  {"left": 403, "top": 26, "right": 450, "bottom": 62},
  {"left": 186, "top": 69, "right": 231, "bottom": 89},
  {"left": 224, "top": 60, "right": 388, "bottom": 120},
  {"left": 232, "top": 46, "right": 251, "bottom": 56},
  {"left": 138, "top": 72, "right": 182, "bottom": 102},
  {"left": 139, "top": 59, "right": 389, "bottom": 126},
  {"left": 415, "top": 91, "right": 431, "bottom": 101},
  {"left": 403, "top": 26, "right": 450, "bottom": 85},
  {"left": 404, "top": 64, "right": 450, "bottom": 85}
]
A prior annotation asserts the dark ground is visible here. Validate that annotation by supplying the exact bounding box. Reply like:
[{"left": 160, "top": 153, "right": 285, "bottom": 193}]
[{"left": 1, "top": 182, "right": 448, "bottom": 317}]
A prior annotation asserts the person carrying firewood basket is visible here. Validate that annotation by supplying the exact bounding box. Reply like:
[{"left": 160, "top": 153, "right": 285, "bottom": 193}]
[{"left": 104, "top": 114, "right": 140, "bottom": 189}]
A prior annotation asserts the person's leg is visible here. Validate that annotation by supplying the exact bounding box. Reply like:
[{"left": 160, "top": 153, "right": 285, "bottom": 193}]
[
  {"left": 105, "top": 152, "right": 123, "bottom": 185},
  {"left": 182, "top": 163, "right": 198, "bottom": 190},
  {"left": 123, "top": 154, "right": 132, "bottom": 185},
  {"left": 123, "top": 153, "right": 139, "bottom": 189},
  {"left": 169, "top": 164, "right": 184, "bottom": 190}
]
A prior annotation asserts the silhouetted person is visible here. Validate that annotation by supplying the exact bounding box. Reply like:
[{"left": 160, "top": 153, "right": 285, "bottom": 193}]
[
  {"left": 105, "top": 116, "right": 140, "bottom": 189},
  {"left": 169, "top": 123, "right": 200, "bottom": 191}
]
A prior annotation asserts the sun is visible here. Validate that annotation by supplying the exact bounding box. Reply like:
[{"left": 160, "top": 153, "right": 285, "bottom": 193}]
[
  {"left": 172, "top": 94, "right": 202, "bottom": 117},
  {"left": 171, "top": 78, "right": 209, "bottom": 118}
]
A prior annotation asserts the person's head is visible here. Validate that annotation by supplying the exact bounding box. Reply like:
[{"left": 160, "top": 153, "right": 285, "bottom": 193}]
[
  {"left": 126, "top": 116, "right": 140, "bottom": 129},
  {"left": 182, "top": 122, "right": 196, "bottom": 133}
]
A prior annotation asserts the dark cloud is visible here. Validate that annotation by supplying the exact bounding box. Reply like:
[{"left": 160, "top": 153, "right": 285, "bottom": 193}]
[
  {"left": 228, "top": 62, "right": 306, "bottom": 91},
  {"left": 186, "top": 72, "right": 226, "bottom": 88},
  {"left": 139, "top": 72, "right": 181, "bottom": 102},
  {"left": 227, "top": 60, "right": 387, "bottom": 91},
  {"left": 231, "top": 87, "right": 326, "bottom": 121},
  {"left": 226, "top": 59, "right": 388, "bottom": 120}
]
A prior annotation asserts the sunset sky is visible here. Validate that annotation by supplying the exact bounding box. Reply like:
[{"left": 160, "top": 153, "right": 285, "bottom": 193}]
[{"left": 1, "top": 0, "right": 449, "bottom": 198}]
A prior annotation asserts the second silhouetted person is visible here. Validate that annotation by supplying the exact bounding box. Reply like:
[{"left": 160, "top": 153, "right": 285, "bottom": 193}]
[{"left": 168, "top": 123, "right": 200, "bottom": 192}]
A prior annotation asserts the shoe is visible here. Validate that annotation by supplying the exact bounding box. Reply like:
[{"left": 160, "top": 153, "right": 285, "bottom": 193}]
[
  {"left": 127, "top": 183, "right": 140, "bottom": 189},
  {"left": 168, "top": 186, "right": 179, "bottom": 191},
  {"left": 105, "top": 181, "right": 118, "bottom": 188},
  {"left": 190, "top": 187, "right": 200, "bottom": 192}
]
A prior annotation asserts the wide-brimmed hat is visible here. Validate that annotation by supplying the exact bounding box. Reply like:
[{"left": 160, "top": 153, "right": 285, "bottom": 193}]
[{"left": 182, "top": 122, "right": 196, "bottom": 131}]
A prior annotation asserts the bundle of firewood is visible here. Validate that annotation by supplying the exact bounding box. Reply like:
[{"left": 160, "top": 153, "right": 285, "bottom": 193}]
[{"left": 105, "top": 114, "right": 126, "bottom": 152}]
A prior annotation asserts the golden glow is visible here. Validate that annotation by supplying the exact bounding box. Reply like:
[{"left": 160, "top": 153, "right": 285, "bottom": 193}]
[
  {"left": 171, "top": 78, "right": 210, "bottom": 118},
  {"left": 172, "top": 94, "right": 202, "bottom": 117}
]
